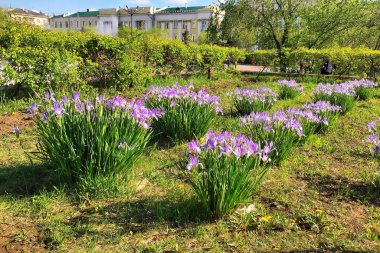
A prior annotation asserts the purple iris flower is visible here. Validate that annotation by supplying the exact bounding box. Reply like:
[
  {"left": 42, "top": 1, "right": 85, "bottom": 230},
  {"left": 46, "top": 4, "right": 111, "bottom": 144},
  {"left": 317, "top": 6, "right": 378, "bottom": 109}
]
[
  {"left": 53, "top": 102, "right": 64, "bottom": 116},
  {"left": 28, "top": 103, "right": 38, "bottom": 114},
  {"left": 186, "top": 155, "right": 199, "bottom": 171}
]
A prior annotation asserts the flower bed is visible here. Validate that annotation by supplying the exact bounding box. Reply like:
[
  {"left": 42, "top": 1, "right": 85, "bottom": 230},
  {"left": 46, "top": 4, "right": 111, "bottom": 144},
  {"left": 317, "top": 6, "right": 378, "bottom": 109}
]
[
  {"left": 241, "top": 111, "right": 303, "bottom": 163},
  {"left": 143, "top": 83, "right": 222, "bottom": 143},
  {"left": 227, "top": 87, "right": 277, "bottom": 115},
  {"left": 29, "top": 92, "right": 162, "bottom": 191},
  {"left": 186, "top": 130, "right": 273, "bottom": 218},
  {"left": 312, "top": 83, "right": 356, "bottom": 114},
  {"left": 277, "top": 80, "right": 303, "bottom": 99}
]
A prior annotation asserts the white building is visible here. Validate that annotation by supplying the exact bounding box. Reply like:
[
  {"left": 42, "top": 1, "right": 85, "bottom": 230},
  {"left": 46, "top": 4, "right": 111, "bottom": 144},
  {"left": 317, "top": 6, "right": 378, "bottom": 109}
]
[{"left": 50, "top": 5, "right": 216, "bottom": 40}]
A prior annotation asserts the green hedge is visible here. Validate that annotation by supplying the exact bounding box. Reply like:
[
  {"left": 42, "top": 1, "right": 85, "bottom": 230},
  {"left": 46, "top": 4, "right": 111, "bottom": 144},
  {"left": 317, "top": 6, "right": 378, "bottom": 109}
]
[
  {"left": 249, "top": 47, "right": 380, "bottom": 78},
  {"left": 0, "top": 18, "right": 244, "bottom": 94}
]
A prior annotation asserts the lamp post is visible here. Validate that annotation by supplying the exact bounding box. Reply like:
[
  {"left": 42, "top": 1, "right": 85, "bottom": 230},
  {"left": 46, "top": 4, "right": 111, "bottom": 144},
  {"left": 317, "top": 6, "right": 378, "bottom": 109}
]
[{"left": 122, "top": 5, "right": 139, "bottom": 37}]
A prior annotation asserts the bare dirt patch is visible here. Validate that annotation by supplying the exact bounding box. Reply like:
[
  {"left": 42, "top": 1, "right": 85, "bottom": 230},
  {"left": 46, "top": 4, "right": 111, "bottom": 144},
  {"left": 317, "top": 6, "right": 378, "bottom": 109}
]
[
  {"left": 0, "top": 112, "right": 34, "bottom": 136},
  {"left": 0, "top": 214, "right": 46, "bottom": 253}
]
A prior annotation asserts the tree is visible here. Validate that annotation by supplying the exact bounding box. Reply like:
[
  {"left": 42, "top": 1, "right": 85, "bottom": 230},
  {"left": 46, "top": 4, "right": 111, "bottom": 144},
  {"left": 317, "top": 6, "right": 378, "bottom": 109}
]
[{"left": 182, "top": 30, "right": 190, "bottom": 45}]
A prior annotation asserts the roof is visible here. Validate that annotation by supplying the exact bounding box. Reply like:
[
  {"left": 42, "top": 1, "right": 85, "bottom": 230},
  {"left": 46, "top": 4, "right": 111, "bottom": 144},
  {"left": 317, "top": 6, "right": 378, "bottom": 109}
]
[
  {"left": 8, "top": 8, "right": 48, "bottom": 18},
  {"left": 52, "top": 10, "right": 99, "bottom": 18},
  {"left": 156, "top": 6, "right": 211, "bottom": 14},
  {"left": 67, "top": 11, "right": 99, "bottom": 18}
]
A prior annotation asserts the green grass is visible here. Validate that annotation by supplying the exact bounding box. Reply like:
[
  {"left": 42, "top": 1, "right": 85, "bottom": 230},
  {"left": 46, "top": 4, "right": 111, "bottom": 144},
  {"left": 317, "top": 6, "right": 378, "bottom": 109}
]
[{"left": 1, "top": 75, "right": 380, "bottom": 252}]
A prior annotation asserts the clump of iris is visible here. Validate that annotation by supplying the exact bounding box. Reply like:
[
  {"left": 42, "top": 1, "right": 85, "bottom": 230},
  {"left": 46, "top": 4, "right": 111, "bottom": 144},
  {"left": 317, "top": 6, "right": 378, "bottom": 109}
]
[
  {"left": 227, "top": 87, "right": 277, "bottom": 115},
  {"left": 366, "top": 118, "right": 380, "bottom": 157},
  {"left": 312, "top": 83, "right": 356, "bottom": 114},
  {"left": 301, "top": 101, "right": 341, "bottom": 133},
  {"left": 29, "top": 92, "right": 162, "bottom": 194},
  {"left": 143, "top": 83, "right": 222, "bottom": 144},
  {"left": 277, "top": 80, "right": 303, "bottom": 99},
  {"left": 348, "top": 79, "right": 377, "bottom": 100},
  {"left": 241, "top": 111, "right": 303, "bottom": 164},
  {"left": 186, "top": 130, "right": 273, "bottom": 219}
]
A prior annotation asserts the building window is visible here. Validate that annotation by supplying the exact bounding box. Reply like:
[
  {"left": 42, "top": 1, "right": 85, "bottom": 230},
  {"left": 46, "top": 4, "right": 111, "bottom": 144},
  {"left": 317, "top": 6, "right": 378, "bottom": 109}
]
[
  {"left": 65, "top": 21, "right": 68, "bottom": 28},
  {"left": 165, "top": 22, "right": 169, "bottom": 29},
  {"left": 89, "top": 21, "right": 92, "bottom": 27},
  {"left": 83, "top": 21, "right": 85, "bottom": 27},
  {"left": 136, "top": 20, "right": 145, "bottom": 30},
  {"left": 55, "top": 21, "right": 57, "bottom": 28},
  {"left": 182, "top": 22, "right": 187, "bottom": 29},
  {"left": 201, "top": 20, "right": 207, "bottom": 31},
  {"left": 174, "top": 21, "right": 178, "bottom": 29},
  {"left": 60, "top": 22, "right": 62, "bottom": 28},
  {"left": 77, "top": 21, "right": 79, "bottom": 28}
]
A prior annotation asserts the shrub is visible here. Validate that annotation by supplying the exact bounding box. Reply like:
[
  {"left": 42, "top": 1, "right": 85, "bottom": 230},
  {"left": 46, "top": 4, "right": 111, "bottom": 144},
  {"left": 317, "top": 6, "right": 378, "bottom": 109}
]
[
  {"left": 227, "top": 87, "right": 277, "bottom": 115},
  {"left": 277, "top": 80, "right": 303, "bottom": 99},
  {"left": 143, "top": 83, "right": 222, "bottom": 144},
  {"left": 186, "top": 130, "right": 273, "bottom": 219},
  {"left": 312, "top": 83, "right": 356, "bottom": 114},
  {"left": 29, "top": 93, "right": 162, "bottom": 192},
  {"left": 366, "top": 118, "right": 380, "bottom": 158},
  {"left": 241, "top": 111, "right": 303, "bottom": 164}
]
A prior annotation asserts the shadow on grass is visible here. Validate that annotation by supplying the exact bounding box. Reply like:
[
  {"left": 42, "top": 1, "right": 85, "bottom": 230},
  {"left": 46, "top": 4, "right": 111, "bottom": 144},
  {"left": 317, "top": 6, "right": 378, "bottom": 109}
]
[
  {"left": 69, "top": 196, "right": 208, "bottom": 238},
  {"left": 300, "top": 172, "right": 380, "bottom": 206},
  {"left": 0, "top": 162, "right": 60, "bottom": 197}
]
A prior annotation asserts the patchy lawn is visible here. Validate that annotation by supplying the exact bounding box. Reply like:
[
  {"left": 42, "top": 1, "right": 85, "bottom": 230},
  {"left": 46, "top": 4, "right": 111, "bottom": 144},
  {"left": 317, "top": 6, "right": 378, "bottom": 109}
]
[{"left": 1, "top": 75, "right": 379, "bottom": 252}]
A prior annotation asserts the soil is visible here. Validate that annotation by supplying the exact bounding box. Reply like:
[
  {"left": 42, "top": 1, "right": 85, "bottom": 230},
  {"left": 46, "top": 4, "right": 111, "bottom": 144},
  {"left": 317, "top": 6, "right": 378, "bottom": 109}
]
[
  {"left": 0, "top": 214, "right": 46, "bottom": 253},
  {"left": 0, "top": 112, "right": 34, "bottom": 136}
]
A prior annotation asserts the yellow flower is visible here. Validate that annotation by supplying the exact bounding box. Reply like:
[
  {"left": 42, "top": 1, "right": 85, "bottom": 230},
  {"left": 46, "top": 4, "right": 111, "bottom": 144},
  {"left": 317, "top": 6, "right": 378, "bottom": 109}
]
[
  {"left": 274, "top": 247, "right": 281, "bottom": 251},
  {"left": 315, "top": 209, "right": 323, "bottom": 215},
  {"left": 260, "top": 215, "right": 272, "bottom": 222},
  {"left": 200, "top": 137, "right": 205, "bottom": 143},
  {"left": 178, "top": 183, "right": 185, "bottom": 190}
]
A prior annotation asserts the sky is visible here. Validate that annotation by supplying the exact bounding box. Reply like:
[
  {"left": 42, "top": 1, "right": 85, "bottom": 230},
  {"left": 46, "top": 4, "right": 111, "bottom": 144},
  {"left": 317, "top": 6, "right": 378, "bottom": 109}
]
[{"left": 0, "top": 0, "right": 214, "bottom": 16}]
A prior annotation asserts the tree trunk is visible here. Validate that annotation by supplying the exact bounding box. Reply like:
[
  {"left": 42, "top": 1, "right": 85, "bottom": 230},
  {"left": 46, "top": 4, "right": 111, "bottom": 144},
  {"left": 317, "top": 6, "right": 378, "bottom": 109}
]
[
  {"left": 13, "top": 82, "right": 22, "bottom": 98},
  {"left": 207, "top": 67, "right": 212, "bottom": 80}
]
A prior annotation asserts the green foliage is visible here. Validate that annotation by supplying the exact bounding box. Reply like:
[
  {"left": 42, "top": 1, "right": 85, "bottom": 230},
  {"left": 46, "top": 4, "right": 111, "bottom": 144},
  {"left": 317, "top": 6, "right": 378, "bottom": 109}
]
[
  {"left": 355, "top": 86, "right": 374, "bottom": 101},
  {"left": 279, "top": 86, "right": 301, "bottom": 99},
  {"left": 250, "top": 47, "right": 380, "bottom": 78},
  {"left": 0, "top": 17, "right": 243, "bottom": 94},
  {"left": 233, "top": 98, "right": 272, "bottom": 116},
  {"left": 190, "top": 151, "right": 267, "bottom": 219},
  {"left": 146, "top": 99, "right": 217, "bottom": 144}
]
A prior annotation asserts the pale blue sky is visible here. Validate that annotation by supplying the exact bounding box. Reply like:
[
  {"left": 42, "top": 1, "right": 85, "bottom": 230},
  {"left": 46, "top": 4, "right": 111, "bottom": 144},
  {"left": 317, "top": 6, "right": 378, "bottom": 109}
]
[{"left": 0, "top": 0, "right": 214, "bottom": 15}]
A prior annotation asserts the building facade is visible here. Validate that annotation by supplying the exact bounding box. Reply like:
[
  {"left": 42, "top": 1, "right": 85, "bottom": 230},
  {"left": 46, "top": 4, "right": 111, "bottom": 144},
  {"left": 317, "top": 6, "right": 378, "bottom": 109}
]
[
  {"left": 50, "top": 9, "right": 99, "bottom": 32},
  {"left": 7, "top": 8, "right": 49, "bottom": 28},
  {"left": 49, "top": 5, "right": 215, "bottom": 39},
  {"left": 98, "top": 7, "right": 155, "bottom": 37},
  {"left": 155, "top": 6, "right": 213, "bottom": 41}
]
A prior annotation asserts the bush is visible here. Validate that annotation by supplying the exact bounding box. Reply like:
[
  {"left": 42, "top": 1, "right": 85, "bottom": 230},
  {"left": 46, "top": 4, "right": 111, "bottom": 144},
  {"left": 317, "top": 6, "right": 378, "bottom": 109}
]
[
  {"left": 143, "top": 83, "right": 222, "bottom": 144},
  {"left": 30, "top": 93, "right": 161, "bottom": 192},
  {"left": 227, "top": 87, "right": 277, "bottom": 115},
  {"left": 241, "top": 111, "right": 303, "bottom": 164},
  {"left": 186, "top": 130, "right": 273, "bottom": 219},
  {"left": 247, "top": 47, "right": 380, "bottom": 78},
  {"left": 277, "top": 80, "right": 303, "bottom": 99}
]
